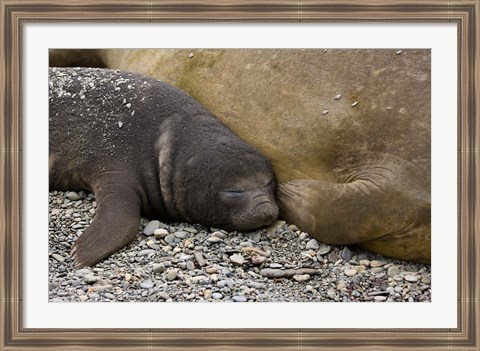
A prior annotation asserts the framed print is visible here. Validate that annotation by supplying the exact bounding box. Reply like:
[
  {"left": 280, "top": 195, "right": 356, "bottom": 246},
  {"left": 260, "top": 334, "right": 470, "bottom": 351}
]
[{"left": 1, "top": 1, "right": 479, "bottom": 350}]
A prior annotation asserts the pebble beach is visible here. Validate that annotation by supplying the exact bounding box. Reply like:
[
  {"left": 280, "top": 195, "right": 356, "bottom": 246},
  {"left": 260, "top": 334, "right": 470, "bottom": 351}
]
[{"left": 49, "top": 190, "right": 431, "bottom": 303}]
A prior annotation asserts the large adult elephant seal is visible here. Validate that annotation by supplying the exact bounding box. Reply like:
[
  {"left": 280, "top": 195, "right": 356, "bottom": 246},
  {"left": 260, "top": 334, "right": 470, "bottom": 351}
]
[
  {"left": 49, "top": 67, "right": 279, "bottom": 267},
  {"left": 50, "top": 49, "right": 431, "bottom": 263}
]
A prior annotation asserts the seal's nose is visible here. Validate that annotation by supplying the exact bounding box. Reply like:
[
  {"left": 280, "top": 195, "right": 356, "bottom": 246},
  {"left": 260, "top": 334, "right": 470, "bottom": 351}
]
[{"left": 255, "top": 202, "right": 279, "bottom": 224}]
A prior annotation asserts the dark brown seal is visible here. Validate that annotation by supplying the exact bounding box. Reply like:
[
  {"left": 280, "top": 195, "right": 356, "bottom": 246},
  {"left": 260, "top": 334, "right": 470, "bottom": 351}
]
[{"left": 49, "top": 67, "right": 278, "bottom": 267}]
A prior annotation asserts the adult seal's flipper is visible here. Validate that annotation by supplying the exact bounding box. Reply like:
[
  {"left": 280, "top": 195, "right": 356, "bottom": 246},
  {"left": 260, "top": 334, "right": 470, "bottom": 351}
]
[
  {"left": 71, "top": 175, "right": 142, "bottom": 268},
  {"left": 278, "top": 153, "right": 431, "bottom": 263}
]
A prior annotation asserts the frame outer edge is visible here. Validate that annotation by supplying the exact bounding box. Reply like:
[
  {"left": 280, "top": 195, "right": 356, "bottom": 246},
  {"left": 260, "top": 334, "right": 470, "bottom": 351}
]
[{"left": 0, "top": 0, "right": 478, "bottom": 350}]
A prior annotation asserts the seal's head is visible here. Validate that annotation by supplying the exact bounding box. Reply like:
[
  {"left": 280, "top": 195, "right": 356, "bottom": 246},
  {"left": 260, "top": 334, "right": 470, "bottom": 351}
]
[{"left": 158, "top": 114, "right": 279, "bottom": 231}]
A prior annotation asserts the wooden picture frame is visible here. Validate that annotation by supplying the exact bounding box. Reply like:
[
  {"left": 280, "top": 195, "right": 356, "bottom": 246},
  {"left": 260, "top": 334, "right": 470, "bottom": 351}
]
[{"left": 1, "top": 1, "right": 478, "bottom": 350}]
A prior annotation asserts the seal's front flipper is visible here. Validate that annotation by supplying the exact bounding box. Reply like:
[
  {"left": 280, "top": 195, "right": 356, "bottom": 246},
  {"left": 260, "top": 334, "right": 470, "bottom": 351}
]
[
  {"left": 277, "top": 154, "right": 430, "bottom": 262},
  {"left": 71, "top": 179, "right": 141, "bottom": 268}
]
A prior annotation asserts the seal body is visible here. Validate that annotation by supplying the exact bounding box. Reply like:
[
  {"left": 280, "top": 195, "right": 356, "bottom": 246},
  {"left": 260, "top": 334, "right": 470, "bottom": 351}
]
[
  {"left": 49, "top": 67, "right": 278, "bottom": 267},
  {"left": 63, "top": 49, "right": 431, "bottom": 263}
]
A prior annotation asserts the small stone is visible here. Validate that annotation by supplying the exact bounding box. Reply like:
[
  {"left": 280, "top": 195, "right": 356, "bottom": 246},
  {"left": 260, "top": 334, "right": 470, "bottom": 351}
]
[
  {"left": 140, "top": 280, "right": 154, "bottom": 289},
  {"left": 207, "top": 236, "right": 223, "bottom": 243},
  {"left": 421, "top": 276, "right": 431, "bottom": 284},
  {"left": 152, "top": 264, "right": 165, "bottom": 274},
  {"left": 158, "top": 292, "right": 169, "bottom": 300},
  {"left": 344, "top": 268, "right": 357, "bottom": 276},
  {"left": 322, "top": 109, "right": 329, "bottom": 115},
  {"left": 125, "top": 103, "right": 131, "bottom": 108},
  {"left": 194, "top": 252, "right": 206, "bottom": 266},
  {"left": 164, "top": 234, "right": 176, "bottom": 245},
  {"left": 66, "top": 191, "right": 80, "bottom": 201},
  {"left": 51, "top": 253, "right": 65, "bottom": 262},
  {"left": 317, "top": 244, "right": 331, "bottom": 256},
  {"left": 232, "top": 295, "right": 247, "bottom": 302},
  {"left": 306, "top": 239, "right": 319, "bottom": 250},
  {"left": 174, "top": 231, "right": 189, "bottom": 239},
  {"left": 404, "top": 275, "right": 418, "bottom": 282},
  {"left": 327, "top": 290, "right": 336, "bottom": 299},
  {"left": 334, "top": 94, "right": 342, "bottom": 100},
  {"left": 370, "top": 260, "right": 386, "bottom": 267},
  {"left": 211, "top": 231, "right": 227, "bottom": 239},
  {"left": 229, "top": 254, "right": 245, "bottom": 266},
  {"left": 104, "top": 293, "right": 115, "bottom": 300},
  {"left": 186, "top": 261, "right": 195, "bottom": 271},
  {"left": 137, "top": 249, "right": 155, "bottom": 257},
  {"left": 203, "top": 290, "right": 212, "bottom": 299},
  {"left": 396, "top": 50, "right": 403, "bottom": 55},
  {"left": 184, "top": 227, "right": 198, "bottom": 234},
  {"left": 359, "top": 259, "right": 370, "bottom": 267},
  {"left": 165, "top": 269, "right": 178, "bottom": 281},
  {"left": 387, "top": 266, "right": 400, "bottom": 277},
  {"left": 206, "top": 265, "right": 218, "bottom": 274},
  {"left": 269, "top": 263, "right": 283, "bottom": 269},
  {"left": 189, "top": 52, "right": 194, "bottom": 58},
  {"left": 353, "top": 265, "right": 366, "bottom": 273},
  {"left": 153, "top": 228, "right": 169, "bottom": 239},
  {"left": 143, "top": 220, "right": 160, "bottom": 235},
  {"left": 351, "top": 101, "right": 358, "bottom": 107},
  {"left": 340, "top": 247, "right": 352, "bottom": 261},
  {"left": 251, "top": 255, "right": 266, "bottom": 265},
  {"left": 89, "top": 293, "right": 100, "bottom": 301},
  {"left": 84, "top": 274, "right": 97, "bottom": 284},
  {"left": 125, "top": 273, "right": 132, "bottom": 282},
  {"left": 212, "top": 293, "right": 223, "bottom": 300},
  {"left": 336, "top": 281, "right": 347, "bottom": 290},
  {"left": 292, "top": 274, "right": 310, "bottom": 282},
  {"left": 117, "top": 121, "right": 123, "bottom": 128},
  {"left": 386, "top": 287, "right": 395, "bottom": 296},
  {"left": 374, "top": 296, "right": 387, "bottom": 302}
]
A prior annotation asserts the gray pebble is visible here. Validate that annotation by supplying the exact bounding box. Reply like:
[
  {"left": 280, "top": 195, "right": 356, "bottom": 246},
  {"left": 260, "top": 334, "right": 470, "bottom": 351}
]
[
  {"left": 211, "top": 231, "right": 227, "bottom": 239},
  {"left": 164, "top": 234, "right": 176, "bottom": 245},
  {"left": 334, "top": 94, "right": 342, "bottom": 100},
  {"left": 232, "top": 295, "right": 247, "bottom": 302},
  {"left": 212, "top": 293, "right": 223, "bottom": 300},
  {"left": 317, "top": 244, "right": 331, "bottom": 256},
  {"left": 229, "top": 254, "right": 245, "bottom": 266},
  {"left": 158, "top": 292, "right": 170, "bottom": 300},
  {"left": 140, "top": 280, "right": 154, "bottom": 289},
  {"left": 269, "top": 263, "right": 283, "bottom": 269},
  {"left": 51, "top": 253, "right": 65, "bottom": 262},
  {"left": 186, "top": 261, "right": 195, "bottom": 271},
  {"left": 183, "top": 227, "right": 198, "bottom": 234},
  {"left": 153, "top": 228, "right": 169, "bottom": 239},
  {"left": 387, "top": 266, "right": 400, "bottom": 277},
  {"left": 174, "top": 231, "right": 189, "bottom": 239},
  {"left": 340, "top": 247, "right": 352, "bottom": 261},
  {"left": 66, "top": 191, "right": 80, "bottom": 201},
  {"left": 137, "top": 249, "right": 155, "bottom": 257},
  {"left": 404, "top": 275, "right": 418, "bottom": 282},
  {"left": 84, "top": 274, "right": 97, "bottom": 284},
  {"left": 306, "top": 239, "right": 319, "bottom": 250},
  {"left": 143, "top": 220, "right": 160, "bottom": 235},
  {"left": 104, "top": 293, "right": 115, "bottom": 300},
  {"left": 165, "top": 269, "right": 178, "bottom": 281}
]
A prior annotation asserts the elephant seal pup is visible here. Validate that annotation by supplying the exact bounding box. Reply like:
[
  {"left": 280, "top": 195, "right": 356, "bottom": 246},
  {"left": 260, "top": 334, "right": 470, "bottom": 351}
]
[{"left": 49, "top": 67, "right": 279, "bottom": 267}]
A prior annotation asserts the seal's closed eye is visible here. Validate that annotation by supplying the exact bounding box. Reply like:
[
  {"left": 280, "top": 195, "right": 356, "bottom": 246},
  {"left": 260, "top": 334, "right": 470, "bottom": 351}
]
[{"left": 222, "top": 190, "right": 244, "bottom": 198}]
